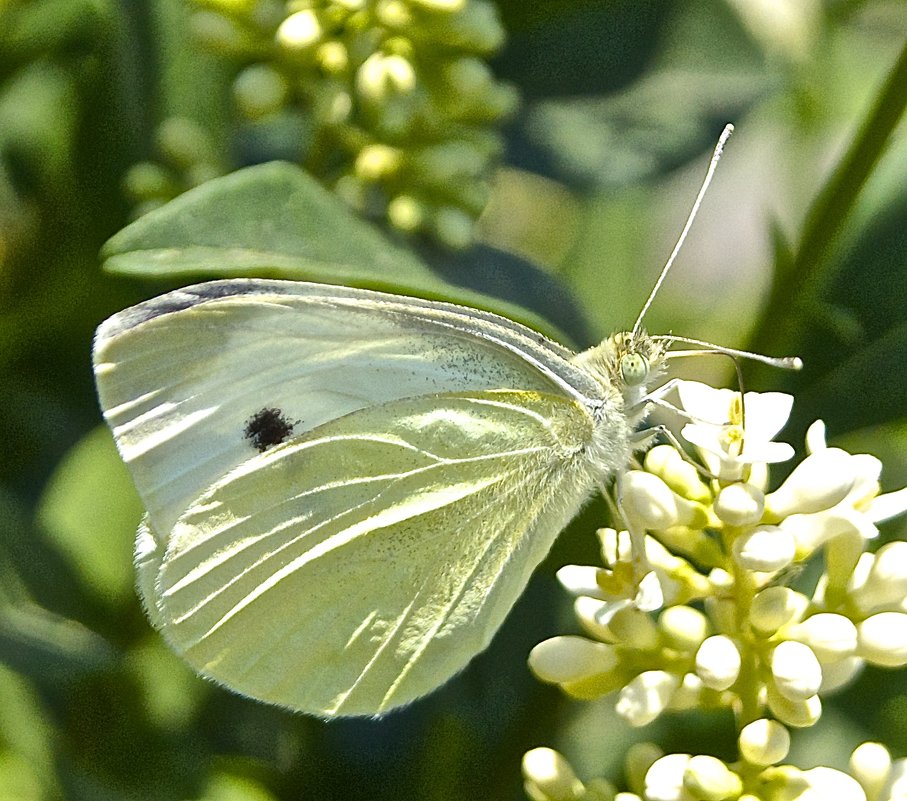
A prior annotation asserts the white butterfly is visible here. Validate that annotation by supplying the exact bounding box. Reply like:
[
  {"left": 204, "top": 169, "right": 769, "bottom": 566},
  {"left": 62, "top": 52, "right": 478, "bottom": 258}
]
[
  {"left": 94, "top": 279, "right": 664, "bottom": 716},
  {"left": 94, "top": 127, "right": 758, "bottom": 717}
]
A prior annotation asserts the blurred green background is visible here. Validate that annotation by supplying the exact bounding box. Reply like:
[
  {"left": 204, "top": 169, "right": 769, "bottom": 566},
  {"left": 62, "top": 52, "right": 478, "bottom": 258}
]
[{"left": 1, "top": 1, "right": 905, "bottom": 799}]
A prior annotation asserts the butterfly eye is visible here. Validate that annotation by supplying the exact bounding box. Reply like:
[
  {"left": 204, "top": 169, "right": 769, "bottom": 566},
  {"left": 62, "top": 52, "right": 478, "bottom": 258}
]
[{"left": 620, "top": 353, "right": 649, "bottom": 386}]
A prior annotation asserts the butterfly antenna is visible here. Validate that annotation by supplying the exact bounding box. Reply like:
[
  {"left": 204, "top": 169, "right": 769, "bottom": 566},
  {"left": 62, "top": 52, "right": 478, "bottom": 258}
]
[
  {"left": 631, "top": 123, "right": 735, "bottom": 339},
  {"left": 657, "top": 335, "right": 803, "bottom": 371}
]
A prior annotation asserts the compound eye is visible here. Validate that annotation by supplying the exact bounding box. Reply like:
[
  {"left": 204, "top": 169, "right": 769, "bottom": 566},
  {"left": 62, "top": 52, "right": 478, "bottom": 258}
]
[{"left": 620, "top": 352, "right": 649, "bottom": 386}]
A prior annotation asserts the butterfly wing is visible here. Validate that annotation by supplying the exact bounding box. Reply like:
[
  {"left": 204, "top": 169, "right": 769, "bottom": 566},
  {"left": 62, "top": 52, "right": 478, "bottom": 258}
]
[
  {"left": 94, "top": 279, "right": 606, "bottom": 540},
  {"left": 137, "top": 390, "right": 597, "bottom": 716}
]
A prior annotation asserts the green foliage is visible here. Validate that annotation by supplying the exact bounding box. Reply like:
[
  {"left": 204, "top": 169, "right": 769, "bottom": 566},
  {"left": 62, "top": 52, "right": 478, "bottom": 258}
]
[{"left": 0, "top": 1, "right": 904, "bottom": 799}]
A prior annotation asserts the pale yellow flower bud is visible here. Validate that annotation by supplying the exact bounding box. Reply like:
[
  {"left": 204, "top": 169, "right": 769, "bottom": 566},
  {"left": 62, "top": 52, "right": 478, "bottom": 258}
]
[
  {"left": 658, "top": 605, "right": 709, "bottom": 652},
  {"left": 787, "top": 613, "right": 857, "bottom": 663},
  {"left": 732, "top": 524, "right": 796, "bottom": 572},
  {"left": 522, "top": 747, "right": 584, "bottom": 801},
  {"left": 850, "top": 742, "right": 891, "bottom": 801},
  {"left": 644, "top": 445, "right": 712, "bottom": 503},
  {"left": 750, "top": 586, "right": 809, "bottom": 635},
  {"left": 621, "top": 471, "right": 707, "bottom": 531},
  {"left": 857, "top": 612, "right": 907, "bottom": 667},
  {"left": 739, "top": 719, "right": 790, "bottom": 766},
  {"left": 643, "top": 754, "right": 691, "bottom": 801},
  {"left": 694, "top": 635, "right": 741, "bottom": 691},
  {"left": 616, "top": 671, "right": 680, "bottom": 727},
  {"left": 609, "top": 606, "right": 659, "bottom": 651},
  {"left": 801, "top": 767, "right": 867, "bottom": 801},
  {"left": 528, "top": 636, "right": 618, "bottom": 684},
  {"left": 771, "top": 640, "right": 822, "bottom": 701},
  {"left": 276, "top": 10, "right": 323, "bottom": 54},
  {"left": 625, "top": 742, "right": 663, "bottom": 795},
  {"left": 766, "top": 685, "right": 821, "bottom": 728},
  {"left": 683, "top": 755, "right": 743, "bottom": 801},
  {"left": 818, "top": 655, "right": 864, "bottom": 693},
  {"left": 714, "top": 482, "right": 765, "bottom": 526}
]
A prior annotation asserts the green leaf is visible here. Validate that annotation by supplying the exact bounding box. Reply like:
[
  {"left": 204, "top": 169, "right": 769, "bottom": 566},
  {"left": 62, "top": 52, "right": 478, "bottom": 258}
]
[
  {"left": 37, "top": 426, "right": 142, "bottom": 605},
  {"left": 101, "top": 161, "right": 570, "bottom": 339}
]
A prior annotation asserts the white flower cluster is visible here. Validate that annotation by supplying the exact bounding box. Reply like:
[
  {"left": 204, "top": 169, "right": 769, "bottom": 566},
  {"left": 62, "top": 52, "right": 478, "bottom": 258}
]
[
  {"left": 525, "top": 381, "right": 907, "bottom": 800},
  {"left": 523, "top": 737, "right": 907, "bottom": 801}
]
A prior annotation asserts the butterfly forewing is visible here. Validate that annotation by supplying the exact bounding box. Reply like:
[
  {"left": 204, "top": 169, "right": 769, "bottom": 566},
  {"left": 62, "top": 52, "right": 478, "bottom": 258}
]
[
  {"left": 94, "top": 280, "right": 605, "bottom": 540},
  {"left": 139, "top": 390, "right": 597, "bottom": 716}
]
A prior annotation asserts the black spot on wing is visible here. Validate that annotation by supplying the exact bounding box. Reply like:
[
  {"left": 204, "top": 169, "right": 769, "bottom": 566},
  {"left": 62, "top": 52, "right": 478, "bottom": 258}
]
[{"left": 244, "top": 407, "right": 298, "bottom": 452}]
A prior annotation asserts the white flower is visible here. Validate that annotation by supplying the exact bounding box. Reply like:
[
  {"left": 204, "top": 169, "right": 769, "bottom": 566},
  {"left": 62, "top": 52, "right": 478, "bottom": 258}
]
[
  {"left": 620, "top": 470, "right": 707, "bottom": 530},
  {"left": 764, "top": 447, "right": 859, "bottom": 518},
  {"left": 676, "top": 381, "right": 794, "bottom": 480}
]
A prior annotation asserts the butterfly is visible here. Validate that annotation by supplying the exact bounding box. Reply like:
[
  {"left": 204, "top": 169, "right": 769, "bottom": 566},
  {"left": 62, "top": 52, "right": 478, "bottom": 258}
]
[
  {"left": 94, "top": 279, "right": 665, "bottom": 717},
  {"left": 94, "top": 126, "right": 748, "bottom": 717}
]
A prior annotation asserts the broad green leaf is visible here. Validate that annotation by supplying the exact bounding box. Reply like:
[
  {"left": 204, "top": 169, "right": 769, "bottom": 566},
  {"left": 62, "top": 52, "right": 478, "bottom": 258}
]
[
  {"left": 100, "top": 162, "right": 569, "bottom": 340},
  {"left": 37, "top": 426, "right": 142, "bottom": 604}
]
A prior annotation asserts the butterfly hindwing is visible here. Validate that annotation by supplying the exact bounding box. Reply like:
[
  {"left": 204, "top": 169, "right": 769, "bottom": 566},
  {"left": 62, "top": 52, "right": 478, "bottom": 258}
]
[{"left": 137, "top": 390, "right": 596, "bottom": 715}]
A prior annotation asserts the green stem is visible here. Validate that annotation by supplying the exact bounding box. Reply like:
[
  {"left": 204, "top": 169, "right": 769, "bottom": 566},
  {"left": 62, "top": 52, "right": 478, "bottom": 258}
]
[{"left": 748, "top": 39, "right": 907, "bottom": 364}]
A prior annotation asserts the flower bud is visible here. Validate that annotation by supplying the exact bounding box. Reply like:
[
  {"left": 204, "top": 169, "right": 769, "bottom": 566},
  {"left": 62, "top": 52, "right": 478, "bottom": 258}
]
[
  {"left": 387, "top": 194, "right": 426, "bottom": 233},
  {"left": 714, "top": 482, "right": 765, "bottom": 526},
  {"left": 616, "top": 671, "right": 680, "bottom": 727},
  {"left": 621, "top": 471, "right": 707, "bottom": 531},
  {"left": 771, "top": 640, "right": 822, "bottom": 700},
  {"left": 764, "top": 448, "right": 857, "bottom": 519},
  {"left": 276, "top": 10, "right": 323, "bottom": 55},
  {"left": 787, "top": 613, "right": 857, "bottom": 663},
  {"left": 528, "top": 636, "right": 618, "bottom": 684},
  {"left": 739, "top": 719, "right": 790, "bottom": 766},
  {"left": 732, "top": 525, "right": 795, "bottom": 572},
  {"left": 819, "top": 655, "right": 863, "bottom": 693},
  {"left": 851, "top": 541, "right": 907, "bottom": 612},
  {"left": 644, "top": 445, "right": 712, "bottom": 503},
  {"left": 625, "top": 742, "right": 663, "bottom": 795},
  {"left": 802, "top": 767, "right": 866, "bottom": 801},
  {"left": 683, "top": 755, "right": 743, "bottom": 801},
  {"left": 695, "top": 635, "right": 741, "bottom": 691},
  {"left": 766, "top": 685, "right": 821, "bottom": 728},
  {"left": 849, "top": 742, "right": 891, "bottom": 801},
  {"left": 658, "top": 605, "right": 709, "bottom": 652},
  {"left": 644, "top": 754, "right": 691, "bottom": 801},
  {"left": 750, "top": 586, "right": 809, "bottom": 635},
  {"left": 857, "top": 612, "right": 907, "bottom": 667},
  {"left": 609, "top": 607, "right": 659, "bottom": 651},
  {"left": 522, "top": 747, "right": 583, "bottom": 801},
  {"left": 354, "top": 144, "right": 402, "bottom": 181}
]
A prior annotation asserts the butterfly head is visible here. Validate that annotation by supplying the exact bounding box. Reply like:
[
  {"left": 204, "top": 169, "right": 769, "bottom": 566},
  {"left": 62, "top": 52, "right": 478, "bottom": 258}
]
[{"left": 573, "top": 330, "right": 667, "bottom": 412}]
